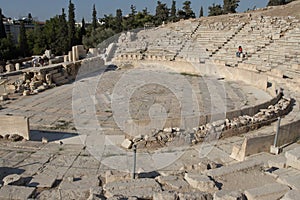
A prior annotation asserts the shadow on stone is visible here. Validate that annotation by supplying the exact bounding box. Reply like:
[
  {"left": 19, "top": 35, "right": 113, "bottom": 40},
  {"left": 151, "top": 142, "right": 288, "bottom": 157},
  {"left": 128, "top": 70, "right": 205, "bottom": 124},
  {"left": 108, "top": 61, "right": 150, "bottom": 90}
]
[
  {"left": 137, "top": 171, "right": 160, "bottom": 179},
  {"left": 0, "top": 167, "right": 25, "bottom": 180},
  {"left": 29, "top": 130, "right": 78, "bottom": 142}
]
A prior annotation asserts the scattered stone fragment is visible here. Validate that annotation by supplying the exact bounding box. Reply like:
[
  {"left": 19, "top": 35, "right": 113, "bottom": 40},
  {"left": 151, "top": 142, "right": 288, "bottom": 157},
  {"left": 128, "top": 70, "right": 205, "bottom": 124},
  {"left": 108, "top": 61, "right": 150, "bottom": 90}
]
[
  {"left": 178, "top": 192, "right": 213, "bottom": 200},
  {"left": 0, "top": 185, "right": 35, "bottom": 200},
  {"left": 285, "top": 147, "right": 300, "bottom": 170},
  {"left": 104, "top": 178, "right": 162, "bottom": 199},
  {"left": 281, "top": 190, "right": 300, "bottom": 200},
  {"left": 244, "top": 182, "right": 290, "bottom": 200},
  {"left": 3, "top": 174, "right": 21, "bottom": 185},
  {"left": 214, "top": 190, "right": 246, "bottom": 200},
  {"left": 156, "top": 175, "right": 190, "bottom": 191},
  {"left": 153, "top": 191, "right": 178, "bottom": 200},
  {"left": 121, "top": 139, "right": 133, "bottom": 149},
  {"left": 184, "top": 173, "right": 217, "bottom": 192}
]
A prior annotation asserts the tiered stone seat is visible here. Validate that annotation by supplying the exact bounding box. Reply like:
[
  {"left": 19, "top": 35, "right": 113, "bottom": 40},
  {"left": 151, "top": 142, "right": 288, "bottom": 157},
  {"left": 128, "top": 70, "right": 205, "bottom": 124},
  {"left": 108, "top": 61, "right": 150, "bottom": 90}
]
[
  {"left": 113, "top": 20, "right": 201, "bottom": 62},
  {"left": 241, "top": 20, "right": 300, "bottom": 81},
  {"left": 214, "top": 16, "right": 295, "bottom": 67}
]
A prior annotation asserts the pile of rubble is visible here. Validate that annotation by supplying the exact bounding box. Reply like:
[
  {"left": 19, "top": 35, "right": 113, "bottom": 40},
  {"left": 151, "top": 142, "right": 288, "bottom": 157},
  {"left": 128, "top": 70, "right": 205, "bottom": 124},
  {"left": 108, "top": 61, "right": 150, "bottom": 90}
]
[
  {"left": 5, "top": 71, "right": 56, "bottom": 96},
  {"left": 122, "top": 96, "right": 292, "bottom": 149},
  {"left": 0, "top": 134, "right": 24, "bottom": 142}
]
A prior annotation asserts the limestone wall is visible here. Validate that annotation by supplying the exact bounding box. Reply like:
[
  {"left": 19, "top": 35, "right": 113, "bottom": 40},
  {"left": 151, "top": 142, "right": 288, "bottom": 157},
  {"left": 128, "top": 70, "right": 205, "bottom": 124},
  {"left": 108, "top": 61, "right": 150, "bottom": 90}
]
[
  {"left": 277, "top": 120, "right": 300, "bottom": 147},
  {"left": 0, "top": 115, "right": 30, "bottom": 140},
  {"left": 231, "top": 134, "right": 275, "bottom": 161}
]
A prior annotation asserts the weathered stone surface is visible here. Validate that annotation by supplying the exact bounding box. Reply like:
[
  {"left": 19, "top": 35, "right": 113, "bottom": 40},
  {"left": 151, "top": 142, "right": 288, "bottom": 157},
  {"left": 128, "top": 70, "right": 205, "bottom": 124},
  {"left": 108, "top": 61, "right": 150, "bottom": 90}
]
[
  {"left": 3, "top": 174, "right": 21, "bottom": 185},
  {"left": 0, "top": 93, "right": 8, "bottom": 101},
  {"left": 104, "top": 178, "right": 161, "bottom": 199},
  {"left": 244, "top": 182, "right": 290, "bottom": 200},
  {"left": 121, "top": 139, "right": 133, "bottom": 149},
  {"left": 156, "top": 175, "right": 189, "bottom": 191},
  {"left": 285, "top": 147, "right": 300, "bottom": 170},
  {"left": 0, "top": 185, "right": 35, "bottom": 200},
  {"left": 184, "top": 173, "right": 217, "bottom": 192},
  {"left": 178, "top": 192, "right": 213, "bottom": 200},
  {"left": 28, "top": 173, "right": 57, "bottom": 188},
  {"left": 268, "top": 155, "right": 286, "bottom": 169},
  {"left": 59, "top": 174, "right": 99, "bottom": 191},
  {"left": 153, "top": 191, "right": 177, "bottom": 200},
  {"left": 206, "top": 159, "right": 263, "bottom": 178},
  {"left": 281, "top": 190, "right": 300, "bottom": 200},
  {"left": 213, "top": 190, "right": 246, "bottom": 200},
  {"left": 105, "top": 170, "right": 131, "bottom": 184},
  {"left": 0, "top": 115, "right": 30, "bottom": 140}
]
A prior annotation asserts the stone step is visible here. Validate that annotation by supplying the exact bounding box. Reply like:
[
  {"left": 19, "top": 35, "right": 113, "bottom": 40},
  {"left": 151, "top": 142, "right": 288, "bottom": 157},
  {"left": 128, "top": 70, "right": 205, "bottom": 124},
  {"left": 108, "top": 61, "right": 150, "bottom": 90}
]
[
  {"left": 205, "top": 159, "right": 263, "bottom": 178},
  {"left": 281, "top": 190, "right": 300, "bottom": 200},
  {"left": 285, "top": 146, "right": 300, "bottom": 170},
  {"left": 244, "top": 182, "right": 290, "bottom": 200}
]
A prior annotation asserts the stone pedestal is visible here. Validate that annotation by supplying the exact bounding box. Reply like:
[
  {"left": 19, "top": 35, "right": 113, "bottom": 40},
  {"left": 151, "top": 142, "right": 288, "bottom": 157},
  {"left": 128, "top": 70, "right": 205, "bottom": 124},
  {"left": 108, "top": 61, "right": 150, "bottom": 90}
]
[
  {"left": 15, "top": 63, "right": 20, "bottom": 71},
  {"left": 68, "top": 51, "right": 73, "bottom": 62},
  {"left": 64, "top": 55, "right": 69, "bottom": 62},
  {"left": 5, "top": 64, "right": 15, "bottom": 72}
]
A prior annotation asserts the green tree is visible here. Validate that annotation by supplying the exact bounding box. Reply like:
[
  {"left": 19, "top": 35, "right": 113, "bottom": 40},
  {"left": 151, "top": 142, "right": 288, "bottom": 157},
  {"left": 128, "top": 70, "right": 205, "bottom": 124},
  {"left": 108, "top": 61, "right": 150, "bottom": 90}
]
[
  {"left": 0, "top": 8, "right": 6, "bottom": 39},
  {"left": 223, "top": 0, "right": 240, "bottom": 14},
  {"left": 183, "top": 1, "right": 195, "bottom": 19},
  {"left": 199, "top": 6, "right": 204, "bottom": 18},
  {"left": 80, "top": 18, "right": 86, "bottom": 37},
  {"left": 18, "top": 21, "right": 29, "bottom": 57},
  {"left": 92, "top": 4, "right": 98, "bottom": 30},
  {"left": 57, "top": 8, "right": 69, "bottom": 54},
  {"left": 33, "top": 23, "right": 46, "bottom": 55},
  {"left": 267, "top": 0, "right": 293, "bottom": 6},
  {"left": 170, "top": 0, "right": 177, "bottom": 22},
  {"left": 83, "top": 27, "right": 115, "bottom": 48},
  {"left": 68, "top": 0, "right": 76, "bottom": 49},
  {"left": 208, "top": 3, "right": 223, "bottom": 16},
  {"left": 115, "top": 9, "right": 123, "bottom": 32},
  {"left": 155, "top": 1, "right": 169, "bottom": 25},
  {"left": 26, "top": 29, "right": 35, "bottom": 55},
  {"left": 0, "top": 35, "right": 17, "bottom": 61}
]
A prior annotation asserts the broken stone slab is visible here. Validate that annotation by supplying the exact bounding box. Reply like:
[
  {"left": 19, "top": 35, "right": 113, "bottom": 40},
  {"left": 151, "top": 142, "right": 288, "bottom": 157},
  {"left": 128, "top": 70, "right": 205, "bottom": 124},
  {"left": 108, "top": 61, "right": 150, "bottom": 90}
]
[
  {"left": 281, "top": 190, "right": 300, "bottom": 200},
  {"left": 205, "top": 159, "right": 263, "bottom": 178},
  {"left": 59, "top": 174, "right": 99, "bottom": 191},
  {"left": 103, "top": 178, "right": 162, "bottom": 199},
  {"left": 178, "top": 192, "right": 213, "bottom": 200},
  {"left": 87, "top": 186, "right": 103, "bottom": 200},
  {"left": 285, "top": 147, "right": 300, "bottom": 170},
  {"left": 163, "top": 127, "right": 173, "bottom": 133},
  {"left": 105, "top": 170, "right": 131, "bottom": 184},
  {"left": 156, "top": 175, "right": 189, "bottom": 191},
  {"left": 268, "top": 155, "right": 286, "bottom": 169},
  {"left": 276, "top": 170, "right": 300, "bottom": 190},
  {"left": 28, "top": 173, "right": 57, "bottom": 188},
  {"left": 213, "top": 190, "right": 246, "bottom": 200},
  {"left": 3, "top": 174, "right": 21, "bottom": 185},
  {"left": 244, "top": 182, "right": 290, "bottom": 200},
  {"left": 153, "top": 191, "right": 178, "bottom": 200},
  {"left": 107, "top": 196, "right": 138, "bottom": 200},
  {"left": 0, "top": 93, "right": 8, "bottom": 101},
  {"left": 0, "top": 185, "right": 36, "bottom": 200},
  {"left": 184, "top": 173, "right": 217, "bottom": 192},
  {"left": 121, "top": 139, "right": 133, "bottom": 149}
]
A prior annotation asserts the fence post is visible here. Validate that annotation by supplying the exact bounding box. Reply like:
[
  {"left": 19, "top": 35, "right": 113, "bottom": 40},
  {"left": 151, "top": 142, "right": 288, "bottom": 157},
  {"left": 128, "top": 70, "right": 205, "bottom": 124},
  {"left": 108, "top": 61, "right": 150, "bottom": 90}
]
[
  {"left": 274, "top": 117, "right": 281, "bottom": 147},
  {"left": 132, "top": 144, "right": 137, "bottom": 179}
]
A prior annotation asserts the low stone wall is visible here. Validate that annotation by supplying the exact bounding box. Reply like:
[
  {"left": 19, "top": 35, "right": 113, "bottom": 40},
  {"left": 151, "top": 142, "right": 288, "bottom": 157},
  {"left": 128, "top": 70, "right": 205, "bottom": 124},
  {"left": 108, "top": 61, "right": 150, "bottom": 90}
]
[
  {"left": 0, "top": 115, "right": 30, "bottom": 140},
  {"left": 276, "top": 120, "right": 300, "bottom": 147},
  {"left": 231, "top": 134, "right": 275, "bottom": 161}
]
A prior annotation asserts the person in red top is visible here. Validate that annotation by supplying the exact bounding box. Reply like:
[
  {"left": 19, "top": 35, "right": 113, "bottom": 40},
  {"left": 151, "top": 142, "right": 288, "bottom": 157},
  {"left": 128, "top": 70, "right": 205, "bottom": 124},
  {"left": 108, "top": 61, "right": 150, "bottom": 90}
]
[{"left": 236, "top": 46, "right": 243, "bottom": 57}]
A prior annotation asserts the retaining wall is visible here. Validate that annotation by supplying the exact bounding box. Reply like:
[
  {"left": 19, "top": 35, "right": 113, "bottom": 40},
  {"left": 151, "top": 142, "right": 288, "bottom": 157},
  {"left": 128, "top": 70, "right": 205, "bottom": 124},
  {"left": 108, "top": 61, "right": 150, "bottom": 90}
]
[{"left": 0, "top": 115, "right": 30, "bottom": 140}]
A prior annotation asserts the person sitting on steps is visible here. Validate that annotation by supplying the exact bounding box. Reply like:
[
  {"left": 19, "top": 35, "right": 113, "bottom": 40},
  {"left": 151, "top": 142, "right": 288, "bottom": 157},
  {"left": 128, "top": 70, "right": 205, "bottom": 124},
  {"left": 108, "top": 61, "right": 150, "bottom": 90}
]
[{"left": 236, "top": 46, "right": 243, "bottom": 57}]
